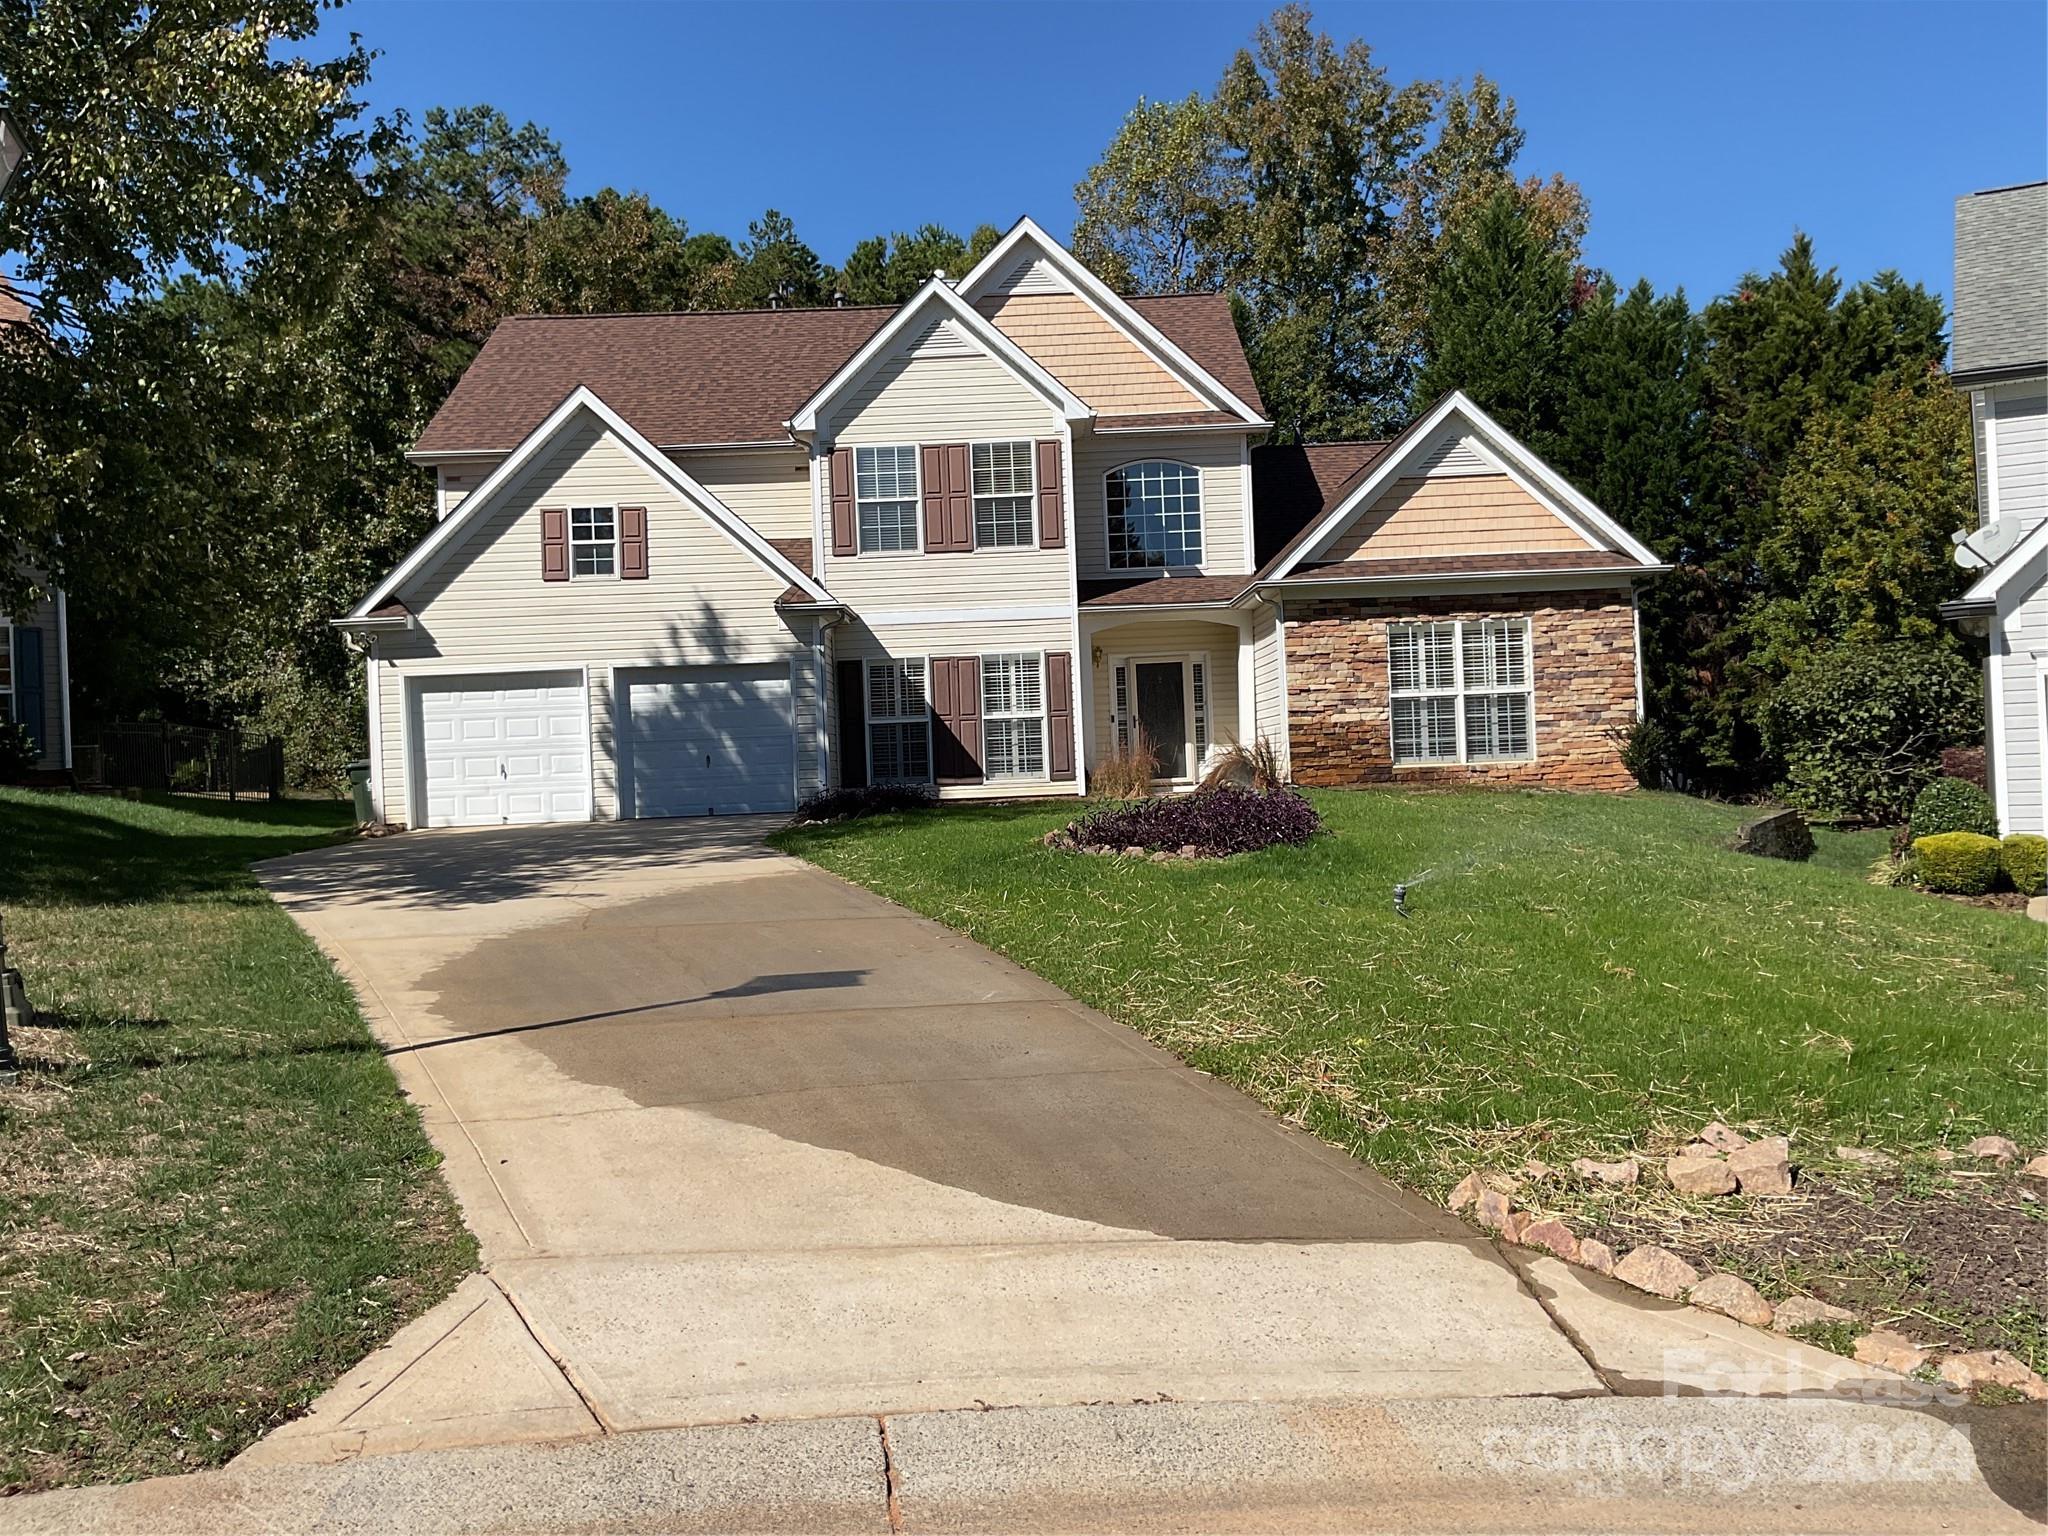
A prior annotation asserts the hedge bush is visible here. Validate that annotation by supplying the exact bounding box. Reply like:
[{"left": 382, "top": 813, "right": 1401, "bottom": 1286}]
[
  {"left": 1909, "top": 776, "right": 1999, "bottom": 841},
  {"left": 793, "top": 783, "right": 938, "bottom": 822},
  {"left": 2002, "top": 834, "right": 2047, "bottom": 897},
  {"left": 1911, "top": 832, "right": 2002, "bottom": 895},
  {"left": 1064, "top": 786, "right": 1325, "bottom": 857},
  {"left": 0, "top": 718, "right": 35, "bottom": 779}
]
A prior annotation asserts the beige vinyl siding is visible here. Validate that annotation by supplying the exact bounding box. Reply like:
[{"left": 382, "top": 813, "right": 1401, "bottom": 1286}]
[
  {"left": 1321, "top": 475, "right": 1593, "bottom": 562},
  {"left": 976, "top": 293, "right": 1204, "bottom": 416},
  {"left": 1997, "top": 565, "right": 2047, "bottom": 834},
  {"left": 4, "top": 588, "right": 65, "bottom": 771},
  {"left": 1087, "top": 617, "right": 1242, "bottom": 774},
  {"left": 1252, "top": 602, "right": 1287, "bottom": 772},
  {"left": 1989, "top": 382, "right": 2048, "bottom": 532},
  {"left": 437, "top": 460, "right": 503, "bottom": 516},
  {"left": 833, "top": 615, "right": 1080, "bottom": 800},
  {"left": 374, "top": 409, "right": 818, "bottom": 826},
  {"left": 1073, "top": 429, "right": 1251, "bottom": 580},
  {"left": 672, "top": 447, "right": 815, "bottom": 542},
  {"left": 817, "top": 347, "right": 1070, "bottom": 614}
]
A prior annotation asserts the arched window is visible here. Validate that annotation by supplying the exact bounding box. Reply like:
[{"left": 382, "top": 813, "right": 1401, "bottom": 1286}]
[{"left": 1106, "top": 461, "right": 1203, "bottom": 569}]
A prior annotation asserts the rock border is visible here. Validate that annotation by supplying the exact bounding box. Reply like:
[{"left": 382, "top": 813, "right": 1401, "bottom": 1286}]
[
  {"left": 1040, "top": 829, "right": 1221, "bottom": 862},
  {"left": 1446, "top": 1123, "right": 2048, "bottom": 1404}
]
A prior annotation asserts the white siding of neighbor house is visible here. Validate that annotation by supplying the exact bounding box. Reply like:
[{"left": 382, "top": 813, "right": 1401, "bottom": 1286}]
[
  {"left": 1072, "top": 429, "right": 1252, "bottom": 581},
  {"left": 4, "top": 588, "right": 66, "bottom": 771},
  {"left": 437, "top": 460, "right": 503, "bottom": 517},
  {"left": 1084, "top": 617, "right": 1242, "bottom": 774},
  {"left": 373, "top": 409, "right": 818, "bottom": 827},
  {"left": 1995, "top": 556, "right": 2047, "bottom": 835},
  {"left": 1252, "top": 602, "right": 1288, "bottom": 773},
  {"left": 672, "top": 447, "right": 815, "bottom": 543},
  {"left": 1989, "top": 382, "right": 2048, "bottom": 532},
  {"left": 815, "top": 339, "right": 1071, "bottom": 614},
  {"left": 831, "top": 615, "right": 1081, "bottom": 801}
]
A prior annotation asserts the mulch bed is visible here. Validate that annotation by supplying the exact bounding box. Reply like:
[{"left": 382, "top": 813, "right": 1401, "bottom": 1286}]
[{"left": 1580, "top": 1165, "right": 2047, "bottom": 1365}]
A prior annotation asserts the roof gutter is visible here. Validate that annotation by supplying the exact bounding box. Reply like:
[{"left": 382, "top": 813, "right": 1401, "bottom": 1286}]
[{"left": 1242, "top": 563, "right": 1672, "bottom": 603}]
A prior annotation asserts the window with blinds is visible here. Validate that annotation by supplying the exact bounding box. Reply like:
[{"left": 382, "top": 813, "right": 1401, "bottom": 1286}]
[
  {"left": 1387, "top": 618, "right": 1533, "bottom": 764},
  {"left": 981, "top": 653, "right": 1046, "bottom": 778},
  {"left": 867, "top": 657, "right": 931, "bottom": 782},
  {"left": 855, "top": 445, "right": 920, "bottom": 553},
  {"left": 971, "top": 441, "right": 1036, "bottom": 549}
]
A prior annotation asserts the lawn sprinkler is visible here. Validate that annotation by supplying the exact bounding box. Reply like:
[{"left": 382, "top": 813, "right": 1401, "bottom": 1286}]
[{"left": 1392, "top": 883, "right": 1409, "bottom": 918}]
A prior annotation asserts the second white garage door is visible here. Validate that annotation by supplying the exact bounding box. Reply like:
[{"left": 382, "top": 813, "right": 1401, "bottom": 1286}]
[
  {"left": 417, "top": 673, "right": 590, "bottom": 828},
  {"left": 620, "top": 664, "right": 796, "bottom": 818}
]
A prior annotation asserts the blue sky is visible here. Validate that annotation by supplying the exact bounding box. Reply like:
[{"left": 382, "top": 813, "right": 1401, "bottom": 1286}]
[{"left": 347, "top": 0, "right": 2046, "bottom": 311}]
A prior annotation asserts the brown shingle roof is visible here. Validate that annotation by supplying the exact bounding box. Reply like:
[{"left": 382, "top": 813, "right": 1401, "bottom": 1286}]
[
  {"left": 1278, "top": 550, "right": 1646, "bottom": 586},
  {"left": 1125, "top": 293, "right": 1266, "bottom": 417},
  {"left": 412, "top": 287, "right": 1266, "bottom": 457},
  {"left": 413, "top": 306, "right": 896, "bottom": 455},
  {"left": 1079, "top": 575, "right": 1250, "bottom": 608},
  {"left": 1094, "top": 409, "right": 1250, "bottom": 432},
  {"left": 1249, "top": 441, "right": 1393, "bottom": 567},
  {"left": 0, "top": 277, "right": 28, "bottom": 328}
]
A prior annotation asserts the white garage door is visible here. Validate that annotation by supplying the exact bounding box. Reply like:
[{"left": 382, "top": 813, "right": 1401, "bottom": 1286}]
[
  {"left": 621, "top": 664, "right": 795, "bottom": 818},
  {"left": 417, "top": 673, "right": 589, "bottom": 828}
]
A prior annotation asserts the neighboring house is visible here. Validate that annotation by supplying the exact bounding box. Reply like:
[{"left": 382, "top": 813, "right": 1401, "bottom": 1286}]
[
  {"left": 338, "top": 218, "right": 1665, "bottom": 829},
  {"left": 1942, "top": 182, "right": 2048, "bottom": 834},
  {"left": 1, "top": 277, "right": 72, "bottom": 778}
]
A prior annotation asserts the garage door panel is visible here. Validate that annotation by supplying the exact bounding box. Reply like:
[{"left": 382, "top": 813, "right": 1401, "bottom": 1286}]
[
  {"left": 621, "top": 666, "right": 795, "bottom": 819},
  {"left": 416, "top": 672, "right": 589, "bottom": 828}
]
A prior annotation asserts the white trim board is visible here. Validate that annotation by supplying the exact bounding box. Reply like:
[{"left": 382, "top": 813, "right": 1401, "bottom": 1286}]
[
  {"left": 351, "top": 386, "right": 832, "bottom": 619},
  {"left": 787, "top": 278, "right": 1090, "bottom": 437},
  {"left": 1268, "top": 391, "right": 1662, "bottom": 580},
  {"left": 957, "top": 217, "right": 1266, "bottom": 426}
]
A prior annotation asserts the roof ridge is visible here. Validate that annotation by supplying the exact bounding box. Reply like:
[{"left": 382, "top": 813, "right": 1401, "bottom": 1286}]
[{"left": 498, "top": 302, "right": 902, "bottom": 323}]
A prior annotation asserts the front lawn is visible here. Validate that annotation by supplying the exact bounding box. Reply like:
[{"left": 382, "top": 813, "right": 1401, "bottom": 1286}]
[
  {"left": 777, "top": 790, "right": 2044, "bottom": 1175},
  {"left": 0, "top": 790, "right": 474, "bottom": 1492}
]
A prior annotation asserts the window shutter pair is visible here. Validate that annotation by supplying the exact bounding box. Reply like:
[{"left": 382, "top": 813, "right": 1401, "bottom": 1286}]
[
  {"left": 921, "top": 446, "right": 973, "bottom": 552},
  {"left": 540, "top": 507, "right": 647, "bottom": 579},
  {"left": 929, "top": 655, "right": 982, "bottom": 782}
]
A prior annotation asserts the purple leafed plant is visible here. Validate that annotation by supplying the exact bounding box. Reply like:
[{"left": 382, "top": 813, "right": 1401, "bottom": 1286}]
[{"left": 1063, "top": 787, "right": 1326, "bottom": 858}]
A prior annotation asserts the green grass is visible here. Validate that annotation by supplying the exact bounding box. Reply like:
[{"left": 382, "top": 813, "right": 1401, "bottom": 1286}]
[
  {"left": 775, "top": 790, "right": 2046, "bottom": 1194},
  {"left": 0, "top": 790, "right": 475, "bottom": 1492}
]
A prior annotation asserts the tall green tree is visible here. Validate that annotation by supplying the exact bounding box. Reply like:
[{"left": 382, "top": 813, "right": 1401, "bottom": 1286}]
[
  {"left": 839, "top": 223, "right": 1002, "bottom": 306},
  {"left": 712, "top": 209, "right": 830, "bottom": 309}
]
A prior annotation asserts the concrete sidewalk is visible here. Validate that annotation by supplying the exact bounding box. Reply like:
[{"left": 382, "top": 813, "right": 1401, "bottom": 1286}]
[{"left": 4, "top": 1395, "right": 2039, "bottom": 1534}]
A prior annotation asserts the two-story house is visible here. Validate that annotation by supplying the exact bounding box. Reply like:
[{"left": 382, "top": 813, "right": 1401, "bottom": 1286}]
[
  {"left": 1942, "top": 182, "right": 2048, "bottom": 835},
  {"left": 339, "top": 219, "right": 1664, "bottom": 828}
]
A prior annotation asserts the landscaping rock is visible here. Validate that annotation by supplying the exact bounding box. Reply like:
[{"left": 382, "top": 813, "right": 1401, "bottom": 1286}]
[
  {"left": 1966, "top": 1135, "right": 2020, "bottom": 1164},
  {"left": 1520, "top": 1158, "right": 1553, "bottom": 1181},
  {"left": 1835, "top": 1145, "right": 1896, "bottom": 1169},
  {"left": 1148, "top": 850, "right": 1175, "bottom": 864},
  {"left": 1730, "top": 808, "right": 1814, "bottom": 862},
  {"left": 1727, "top": 1136, "right": 1794, "bottom": 1195},
  {"left": 1613, "top": 1245, "right": 1699, "bottom": 1299},
  {"left": 1937, "top": 1349, "right": 2048, "bottom": 1401},
  {"left": 1570, "top": 1157, "right": 1639, "bottom": 1186},
  {"left": 1698, "top": 1121, "right": 1749, "bottom": 1153},
  {"left": 1576, "top": 1238, "right": 1616, "bottom": 1276},
  {"left": 1679, "top": 1140, "right": 1720, "bottom": 1159},
  {"left": 1852, "top": 1328, "right": 1929, "bottom": 1375},
  {"left": 1447, "top": 1172, "right": 1486, "bottom": 1212},
  {"left": 1666, "top": 1155, "right": 1737, "bottom": 1196},
  {"left": 1773, "top": 1297, "right": 1854, "bottom": 1333},
  {"left": 1687, "top": 1273, "right": 1774, "bottom": 1328},
  {"left": 1501, "top": 1211, "right": 1533, "bottom": 1243},
  {"left": 1519, "top": 1218, "right": 1579, "bottom": 1263},
  {"left": 2023, "top": 1155, "right": 2048, "bottom": 1179},
  {"left": 1123, "top": 846, "right": 1146, "bottom": 858},
  {"left": 1474, "top": 1188, "right": 1512, "bottom": 1232},
  {"left": 1177, "top": 845, "right": 1201, "bottom": 860}
]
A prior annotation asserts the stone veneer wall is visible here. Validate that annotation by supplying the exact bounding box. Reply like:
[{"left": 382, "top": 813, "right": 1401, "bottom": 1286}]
[{"left": 1285, "top": 589, "right": 1639, "bottom": 791}]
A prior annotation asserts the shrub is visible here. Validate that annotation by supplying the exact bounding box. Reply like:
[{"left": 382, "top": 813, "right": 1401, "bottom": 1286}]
[
  {"left": 1761, "top": 642, "right": 1982, "bottom": 823},
  {"left": 1199, "top": 737, "right": 1286, "bottom": 794},
  {"left": 1909, "top": 777, "right": 1998, "bottom": 841},
  {"left": 1866, "top": 850, "right": 1916, "bottom": 888},
  {"left": 1063, "top": 786, "right": 1325, "bottom": 857},
  {"left": 1606, "top": 716, "right": 1673, "bottom": 790},
  {"left": 1911, "top": 832, "right": 2002, "bottom": 895},
  {"left": 0, "top": 717, "right": 35, "bottom": 778},
  {"left": 794, "top": 783, "right": 937, "bottom": 823},
  {"left": 1940, "top": 745, "right": 1986, "bottom": 788},
  {"left": 1090, "top": 730, "right": 1158, "bottom": 800},
  {"left": 2001, "top": 834, "right": 2048, "bottom": 897}
]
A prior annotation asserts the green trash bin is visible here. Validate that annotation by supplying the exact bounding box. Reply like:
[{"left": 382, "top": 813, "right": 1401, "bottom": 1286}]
[{"left": 345, "top": 760, "right": 374, "bottom": 825}]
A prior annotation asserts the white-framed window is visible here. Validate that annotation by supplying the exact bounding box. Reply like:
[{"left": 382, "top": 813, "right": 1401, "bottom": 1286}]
[
  {"left": 971, "top": 441, "right": 1036, "bottom": 549},
  {"left": 981, "top": 652, "right": 1046, "bottom": 779},
  {"left": 1106, "top": 460, "right": 1203, "bottom": 569},
  {"left": 570, "top": 505, "right": 617, "bottom": 578},
  {"left": 1388, "top": 617, "right": 1534, "bottom": 765},
  {"left": 0, "top": 625, "right": 12, "bottom": 726},
  {"left": 867, "top": 657, "right": 931, "bottom": 783},
  {"left": 856, "top": 444, "right": 920, "bottom": 554}
]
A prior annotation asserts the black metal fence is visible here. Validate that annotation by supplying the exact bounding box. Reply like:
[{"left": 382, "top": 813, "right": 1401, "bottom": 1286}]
[{"left": 77, "top": 724, "right": 284, "bottom": 801}]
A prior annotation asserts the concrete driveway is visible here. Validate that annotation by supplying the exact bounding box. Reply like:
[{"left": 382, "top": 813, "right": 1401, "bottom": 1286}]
[{"left": 247, "top": 819, "right": 1893, "bottom": 1462}]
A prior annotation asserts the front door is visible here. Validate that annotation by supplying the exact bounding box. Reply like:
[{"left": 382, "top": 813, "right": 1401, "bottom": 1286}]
[{"left": 1134, "top": 661, "right": 1188, "bottom": 779}]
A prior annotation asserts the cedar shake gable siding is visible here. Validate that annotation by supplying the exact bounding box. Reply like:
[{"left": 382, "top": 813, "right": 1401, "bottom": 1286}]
[{"left": 1285, "top": 590, "right": 1638, "bottom": 792}]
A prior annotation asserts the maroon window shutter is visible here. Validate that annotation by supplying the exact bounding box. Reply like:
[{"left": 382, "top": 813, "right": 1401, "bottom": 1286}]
[
  {"left": 540, "top": 508, "right": 569, "bottom": 581},
  {"left": 932, "top": 656, "right": 984, "bottom": 783},
  {"left": 1045, "top": 651, "right": 1075, "bottom": 780},
  {"left": 830, "top": 447, "right": 856, "bottom": 556},
  {"left": 1036, "top": 441, "right": 1065, "bottom": 550},
  {"left": 944, "top": 444, "right": 972, "bottom": 551},
  {"left": 920, "top": 446, "right": 947, "bottom": 551},
  {"left": 619, "top": 506, "right": 649, "bottom": 579}
]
